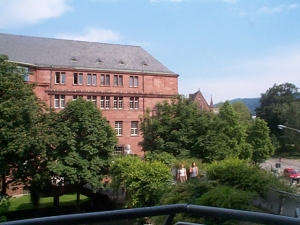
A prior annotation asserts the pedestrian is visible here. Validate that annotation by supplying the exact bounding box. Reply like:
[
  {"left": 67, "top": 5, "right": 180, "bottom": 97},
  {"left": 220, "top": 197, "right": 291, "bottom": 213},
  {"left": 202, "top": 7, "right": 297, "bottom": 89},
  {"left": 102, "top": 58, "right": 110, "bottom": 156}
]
[
  {"left": 189, "top": 162, "right": 199, "bottom": 179},
  {"left": 177, "top": 164, "right": 187, "bottom": 183}
]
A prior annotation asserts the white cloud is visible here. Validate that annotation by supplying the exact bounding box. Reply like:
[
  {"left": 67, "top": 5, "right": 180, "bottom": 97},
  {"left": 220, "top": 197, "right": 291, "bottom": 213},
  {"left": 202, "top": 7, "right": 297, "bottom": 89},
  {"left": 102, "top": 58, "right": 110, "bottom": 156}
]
[
  {"left": 258, "top": 6, "right": 284, "bottom": 14},
  {"left": 55, "top": 27, "right": 121, "bottom": 43},
  {"left": 288, "top": 4, "right": 298, "bottom": 9},
  {"left": 179, "top": 46, "right": 300, "bottom": 103},
  {"left": 0, "top": 0, "right": 72, "bottom": 28},
  {"left": 258, "top": 4, "right": 298, "bottom": 15}
]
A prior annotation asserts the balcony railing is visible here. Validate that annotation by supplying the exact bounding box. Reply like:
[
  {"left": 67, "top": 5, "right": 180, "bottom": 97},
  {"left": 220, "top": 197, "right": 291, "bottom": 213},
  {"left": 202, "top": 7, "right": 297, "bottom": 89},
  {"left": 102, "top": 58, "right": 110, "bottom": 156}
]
[{"left": 3, "top": 204, "right": 300, "bottom": 225}]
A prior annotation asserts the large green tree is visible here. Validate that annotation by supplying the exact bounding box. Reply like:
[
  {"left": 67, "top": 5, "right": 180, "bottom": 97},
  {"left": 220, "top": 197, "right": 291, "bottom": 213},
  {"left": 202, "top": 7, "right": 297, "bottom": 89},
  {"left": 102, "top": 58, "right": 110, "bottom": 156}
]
[
  {"left": 279, "top": 101, "right": 300, "bottom": 154},
  {"left": 246, "top": 118, "right": 275, "bottom": 165},
  {"left": 192, "top": 101, "right": 251, "bottom": 163},
  {"left": 0, "top": 54, "right": 47, "bottom": 197},
  {"left": 139, "top": 95, "right": 206, "bottom": 156},
  {"left": 256, "top": 83, "right": 299, "bottom": 138},
  {"left": 232, "top": 101, "right": 253, "bottom": 125},
  {"left": 47, "top": 98, "right": 117, "bottom": 206},
  {"left": 110, "top": 155, "right": 172, "bottom": 208}
]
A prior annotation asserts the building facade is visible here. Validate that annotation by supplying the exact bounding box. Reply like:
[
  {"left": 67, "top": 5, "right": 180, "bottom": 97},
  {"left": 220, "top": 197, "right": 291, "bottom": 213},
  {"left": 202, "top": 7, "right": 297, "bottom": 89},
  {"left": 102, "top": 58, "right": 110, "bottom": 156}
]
[
  {"left": 189, "top": 90, "right": 213, "bottom": 111},
  {"left": 0, "top": 33, "right": 179, "bottom": 157}
]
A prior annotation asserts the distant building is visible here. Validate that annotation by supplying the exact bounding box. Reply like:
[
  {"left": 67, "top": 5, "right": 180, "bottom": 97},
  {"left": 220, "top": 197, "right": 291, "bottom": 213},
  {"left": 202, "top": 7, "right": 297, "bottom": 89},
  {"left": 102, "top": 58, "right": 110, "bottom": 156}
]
[
  {"left": 189, "top": 90, "right": 213, "bottom": 111},
  {"left": 0, "top": 33, "right": 179, "bottom": 158}
]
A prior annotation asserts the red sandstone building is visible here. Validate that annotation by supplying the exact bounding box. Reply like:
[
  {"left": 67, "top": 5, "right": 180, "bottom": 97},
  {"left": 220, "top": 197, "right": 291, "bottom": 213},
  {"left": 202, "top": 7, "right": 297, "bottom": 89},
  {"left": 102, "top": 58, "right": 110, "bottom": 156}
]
[{"left": 0, "top": 33, "right": 179, "bottom": 156}]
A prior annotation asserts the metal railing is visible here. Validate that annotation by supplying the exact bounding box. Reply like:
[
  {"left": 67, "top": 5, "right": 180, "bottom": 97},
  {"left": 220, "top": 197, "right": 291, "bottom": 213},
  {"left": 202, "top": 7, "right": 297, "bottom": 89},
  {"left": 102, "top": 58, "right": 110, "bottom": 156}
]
[{"left": 3, "top": 204, "right": 300, "bottom": 225}]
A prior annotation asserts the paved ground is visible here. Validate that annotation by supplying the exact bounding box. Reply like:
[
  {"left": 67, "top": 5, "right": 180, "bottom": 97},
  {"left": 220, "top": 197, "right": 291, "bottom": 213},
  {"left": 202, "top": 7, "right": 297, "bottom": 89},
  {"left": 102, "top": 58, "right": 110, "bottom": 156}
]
[{"left": 262, "top": 157, "right": 300, "bottom": 172}]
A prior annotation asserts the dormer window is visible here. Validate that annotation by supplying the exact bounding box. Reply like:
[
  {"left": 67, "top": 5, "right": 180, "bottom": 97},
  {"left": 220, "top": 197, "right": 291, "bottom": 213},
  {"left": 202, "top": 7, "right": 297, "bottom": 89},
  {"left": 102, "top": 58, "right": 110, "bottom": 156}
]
[
  {"left": 119, "top": 60, "right": 125, "bottom": 65},
  {"left": 142, "top": 61, "right": 149, "bottom": 66},
  {"left": 96, "top": 58, "right": 102, "bottom": 63},
  {"left": 71, "top": 57, "right": 77, "bottom": 62}
]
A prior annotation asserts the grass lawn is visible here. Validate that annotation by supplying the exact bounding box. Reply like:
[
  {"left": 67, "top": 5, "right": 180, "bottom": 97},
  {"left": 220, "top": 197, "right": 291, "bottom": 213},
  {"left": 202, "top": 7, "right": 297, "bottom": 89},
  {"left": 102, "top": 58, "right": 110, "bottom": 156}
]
[{"left": 9, "top": 194, "right": 89, "bottom": 211}]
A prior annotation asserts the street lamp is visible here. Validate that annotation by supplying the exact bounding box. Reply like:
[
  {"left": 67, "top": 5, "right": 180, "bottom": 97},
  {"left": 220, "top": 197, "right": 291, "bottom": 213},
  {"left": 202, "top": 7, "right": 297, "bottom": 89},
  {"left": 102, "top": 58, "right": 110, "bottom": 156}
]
[{"left": 278, "top": 124, "right": 300, "bottom": 133}]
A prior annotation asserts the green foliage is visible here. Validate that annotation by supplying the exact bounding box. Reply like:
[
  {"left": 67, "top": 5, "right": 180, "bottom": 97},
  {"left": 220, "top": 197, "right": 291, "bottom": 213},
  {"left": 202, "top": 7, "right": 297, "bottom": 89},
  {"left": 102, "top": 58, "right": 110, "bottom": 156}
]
[
  {"left": 0, "top": 197, "right": 10, "bottom": 222},
  {"left": 206, "top": 157, "right": 292, "bottom": 196},
  {"left": 140, "top": 96, "right": 275, "bottom": 164},
  {"left": 199, "top": 186, "right": 254, "bottom": 210},
  {"left": 279, "top": 101, "right": 300, "bottom": 155},
  {"left": 48, "top": 98, "right": 117, "bottom": 192},
  {"left": 0, "top": 54, "right": 48, "bottom": 196},
  {"left": 256, "top": 83, "right": 299, "bottom": 139},
  {"left": 159, "top": 180, "right": 218, "bottom": 205},
  {"left": 139, "top": 95, "right": 208, "bottom": 156},
  {"left": 144, "top": 151, "right": 176, "bottom": 166},
  {"left": 152, "top": 180, "right": 218, "bottom": 225},
  {"left": 110, "top": 156, "right": 172, "bottom": 207},
  {"left": 193, "top": 101, "right": 251, "bottom": 163},
  {"left": 231, "top": 101, "right": 253, "bottom": 125},
  {"left": 247, "top": 118, "right": 275, "bottom": 164}
]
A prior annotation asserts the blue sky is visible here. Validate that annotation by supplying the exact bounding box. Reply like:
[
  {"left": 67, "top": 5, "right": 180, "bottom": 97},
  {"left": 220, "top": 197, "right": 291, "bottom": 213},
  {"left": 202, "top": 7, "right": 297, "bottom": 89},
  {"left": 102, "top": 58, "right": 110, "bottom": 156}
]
[{"left": 0, "top": 0, "right": 299, "bottom": 104}]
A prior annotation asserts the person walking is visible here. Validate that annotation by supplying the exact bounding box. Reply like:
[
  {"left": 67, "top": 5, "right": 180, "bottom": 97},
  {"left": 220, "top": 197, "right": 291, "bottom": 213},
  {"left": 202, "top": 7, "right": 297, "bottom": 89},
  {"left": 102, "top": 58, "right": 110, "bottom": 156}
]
[
  {"left": 177, "top": 164, "right": 187, "bottom": 183},
  {"left": 189, "top": 162, "right": 199, "bottom": 179}
]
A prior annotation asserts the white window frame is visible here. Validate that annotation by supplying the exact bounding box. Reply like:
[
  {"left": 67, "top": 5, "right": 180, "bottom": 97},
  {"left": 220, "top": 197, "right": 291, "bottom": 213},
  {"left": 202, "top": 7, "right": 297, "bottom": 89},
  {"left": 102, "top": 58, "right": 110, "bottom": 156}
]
[
  {"left": 101, "top": 74, "right": 110, "bottom": 86},
  {"left": 114, "top": 75, "right": 123, "bottom": 86},
  {"left": 114, "top": 97, "right": 123, "bottom": 109},
  {"left": 130, "top": 97, "right": 139, "bottom": 109},
  {"left": 115, "top": 121, "right": 122, "bottom": 136},
  {"left": 73, "top": 73, "right": 83, "bottom": 85},
  {"left": 54, "top": 95, "right": 65, "bottom": 108},
  {"left": 55, "top": 72, "right": 66, "bottom": 84},
  {"left": 100, "top": 96, "right": 110, "bottom": 109},
  {"left": 131, "top": 121, "right": 138, "bottom": 135},
  {"left": 129, "top": 76, "right": 138, "bottom": 87}
]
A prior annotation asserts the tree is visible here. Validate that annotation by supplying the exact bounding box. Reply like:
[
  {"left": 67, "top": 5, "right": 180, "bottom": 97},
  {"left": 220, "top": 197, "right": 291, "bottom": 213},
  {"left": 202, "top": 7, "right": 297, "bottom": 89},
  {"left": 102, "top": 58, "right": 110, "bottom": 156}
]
[
  {"left": 110, "top": 155, "right": 172, "bottom": 208},
  {"left": 47, "top": 98, "right": 117, "bottom": 207},
  {"left": 206, "top": 157, "right": 292, "bottom": 196},
  {"left": 279, "top": 101, "right": 300, "bottom": 155},
  {"left": 139, "top": 95, "right": 205, "bottom": 156},
  {"left": 0, "top": 54, "right": 47, "bottom": 197},
  {"left": 231, "top": 101, "right": 253, "bottom": 125},
  {"left": 247, "top": 118, "right": 275, "bottom": 165},
  {"left": 256, "top": 83, "right": 299, "bottom": 139}
]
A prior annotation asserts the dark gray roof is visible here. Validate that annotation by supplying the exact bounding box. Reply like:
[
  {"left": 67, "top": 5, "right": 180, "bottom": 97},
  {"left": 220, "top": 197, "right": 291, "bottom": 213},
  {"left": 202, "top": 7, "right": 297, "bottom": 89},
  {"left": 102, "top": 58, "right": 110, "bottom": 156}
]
[{"left": 0, "top": 33, "right": 176, "bottom": 75}]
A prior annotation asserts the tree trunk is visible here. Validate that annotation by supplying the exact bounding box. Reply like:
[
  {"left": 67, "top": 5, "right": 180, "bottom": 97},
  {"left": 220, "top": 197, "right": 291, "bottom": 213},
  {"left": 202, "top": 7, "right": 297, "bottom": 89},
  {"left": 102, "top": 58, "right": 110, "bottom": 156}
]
[
  {"left": 76, "top": 186, "right": 80, "bottom": 212},
  {"left": 53, "top": 185, "right": 60, "bottom": 211},
  {"left": 1, "top": 173, "right": 7, "bottom": 197}
]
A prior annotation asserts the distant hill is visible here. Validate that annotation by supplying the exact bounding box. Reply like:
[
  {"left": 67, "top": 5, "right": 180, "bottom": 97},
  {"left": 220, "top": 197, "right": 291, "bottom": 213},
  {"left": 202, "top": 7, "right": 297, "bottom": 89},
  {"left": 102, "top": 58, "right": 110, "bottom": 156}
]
[{"left": 214, "top": 98, "right": 260, "bottom": 116}]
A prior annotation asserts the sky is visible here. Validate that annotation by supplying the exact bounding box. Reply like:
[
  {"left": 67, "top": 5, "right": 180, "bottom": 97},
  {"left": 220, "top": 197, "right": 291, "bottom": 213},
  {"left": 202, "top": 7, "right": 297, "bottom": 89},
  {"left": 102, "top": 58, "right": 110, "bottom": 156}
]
[{"left": 0, "top": 0, "right": 299, "bottom": 104}]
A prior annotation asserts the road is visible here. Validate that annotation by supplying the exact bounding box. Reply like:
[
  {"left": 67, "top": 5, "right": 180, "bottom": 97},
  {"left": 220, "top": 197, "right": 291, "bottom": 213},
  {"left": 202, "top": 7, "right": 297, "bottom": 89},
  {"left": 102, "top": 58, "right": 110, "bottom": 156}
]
[{"left": 261, "top": 157, "right": 300, "bottom": 173}]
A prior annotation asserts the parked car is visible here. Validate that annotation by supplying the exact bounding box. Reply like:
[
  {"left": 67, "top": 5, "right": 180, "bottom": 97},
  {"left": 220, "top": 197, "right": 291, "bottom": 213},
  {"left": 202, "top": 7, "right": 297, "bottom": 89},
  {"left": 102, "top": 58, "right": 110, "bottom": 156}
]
[{"left": 283, "top": 168, "right": 300, "bottom": 179}]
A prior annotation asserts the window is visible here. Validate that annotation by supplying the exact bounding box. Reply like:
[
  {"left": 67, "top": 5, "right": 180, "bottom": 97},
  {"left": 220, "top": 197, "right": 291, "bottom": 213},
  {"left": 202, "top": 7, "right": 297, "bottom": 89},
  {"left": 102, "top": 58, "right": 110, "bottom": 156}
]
[
  {"left": 54, "top": 95, "right": 65, "bottom": 108},
  {"left": 100, "top": 74, "right": 110, "bottom": 86},
  {"left": 87, "top": 74, "right": 97, "bottom": 85},
  {"left": 73, "top": 95, "right": 83, "bottom": 101},
  {"left": 87, "top": 96, "right": 97, "bottom": 106},
  {"left": 115, "top": 121, "right": 122, "bottom": 136},
  {"left": 114, "top": 146, "right": 124, "bottom": 155},
  {"left": 19, "top": 66, "right": 29, "bottom": 81},
  {"left": 100, "top": 96, "right": 110, "bottom": 109},
  {"left": 114, "top": 75, "right": 123, "bottom": 86},
  {"left": 131, "top": 121, "right": 138, "bottom": 135},
  {"left": 113, "top": 97, "right": 123, "bottom": 109},
  {"left": 73, "top": 73, "right": 83, "bottom": 85},
  {"left": 55, "top": 72, "right": 66, "bottom": 84},
  {"left": 129, "top": 76, "right": 138, "bottom": 87},
  {"left": 129, "top": 97, "right": 139, "bottom": 109}
]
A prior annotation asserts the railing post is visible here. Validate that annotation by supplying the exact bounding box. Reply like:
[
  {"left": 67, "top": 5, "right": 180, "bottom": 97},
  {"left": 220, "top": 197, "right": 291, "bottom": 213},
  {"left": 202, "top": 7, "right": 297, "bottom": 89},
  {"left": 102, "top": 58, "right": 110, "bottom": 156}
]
[
  {"left": 162, "top": 214, "right": 175, "bottom": 225},
  {"left": 295, "top": 208, "right": 300, "bottom": 218}
]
